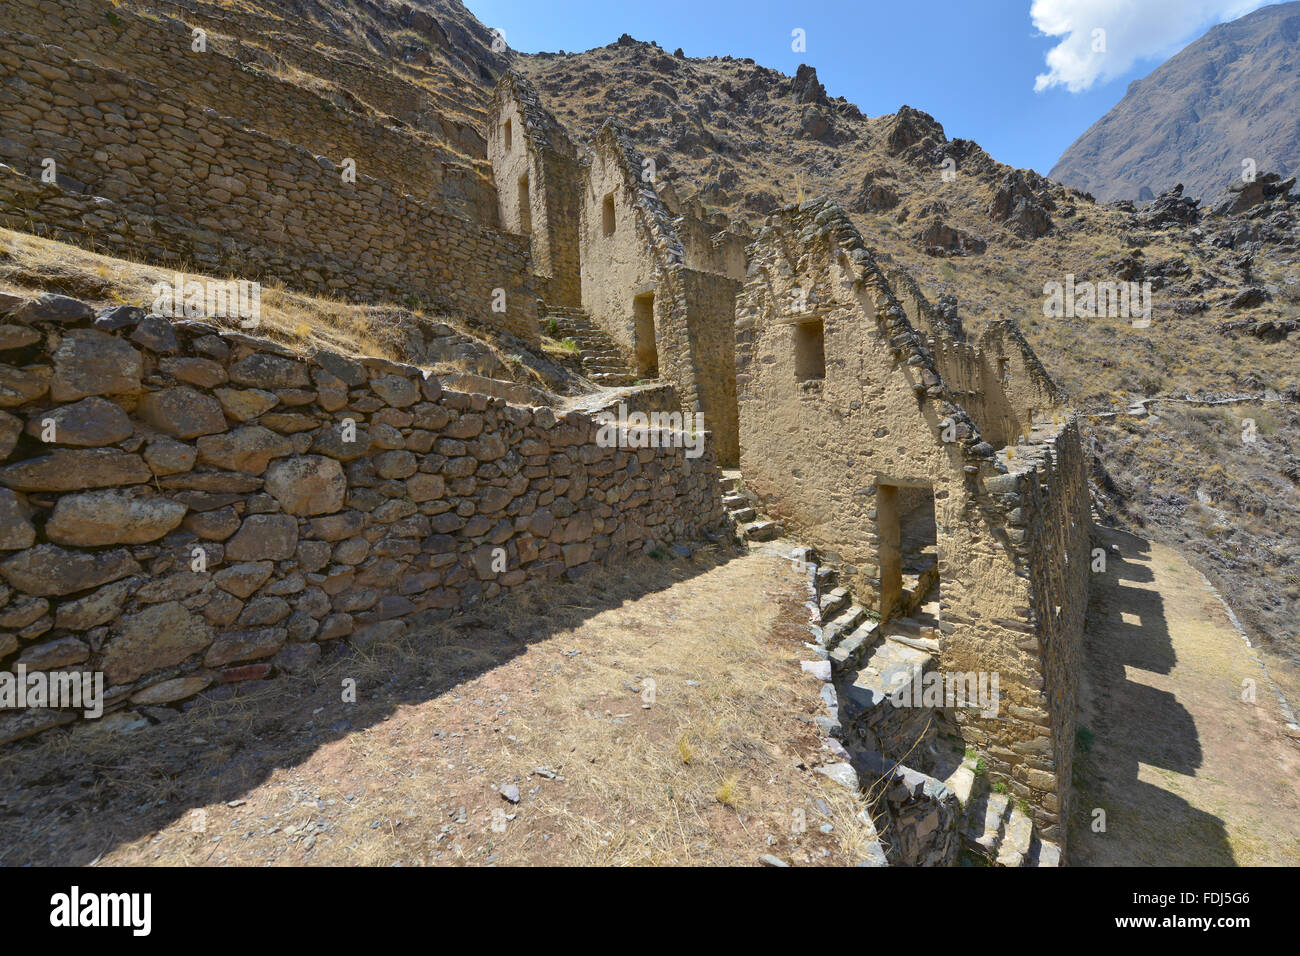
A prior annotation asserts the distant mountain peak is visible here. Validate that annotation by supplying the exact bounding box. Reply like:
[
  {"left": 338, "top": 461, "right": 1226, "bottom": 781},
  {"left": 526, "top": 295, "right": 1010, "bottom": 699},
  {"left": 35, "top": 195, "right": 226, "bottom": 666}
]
[{"left": 1051, "top": 1, "right": 1300, "bottom": 202}]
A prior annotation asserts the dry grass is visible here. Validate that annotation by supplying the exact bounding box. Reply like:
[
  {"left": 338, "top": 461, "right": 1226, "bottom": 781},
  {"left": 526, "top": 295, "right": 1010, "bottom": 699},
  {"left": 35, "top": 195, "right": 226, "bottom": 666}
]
[
  {"left": 0, "top": 228, "right": 568, "bottom": 396},
  {"left": 0, "top": 548, "right": 880, "bottom": 867}
]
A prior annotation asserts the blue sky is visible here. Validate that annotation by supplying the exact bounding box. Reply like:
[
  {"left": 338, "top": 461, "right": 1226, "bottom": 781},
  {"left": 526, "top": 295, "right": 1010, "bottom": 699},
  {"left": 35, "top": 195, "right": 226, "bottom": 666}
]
[{"left": 466, "top": 0, "right": 1271, "bottom": 176}]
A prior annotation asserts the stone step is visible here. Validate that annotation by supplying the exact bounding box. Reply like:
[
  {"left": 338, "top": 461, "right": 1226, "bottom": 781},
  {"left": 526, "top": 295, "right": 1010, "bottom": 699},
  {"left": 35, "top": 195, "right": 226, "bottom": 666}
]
[
  {"left": 818, "top": 586, "right": 850, "bottom": 620},
  {"left": 828, "top": 619, "right": 879, "bottom": 671},
  {"left": 743, "top": 519, "right": 781, "bottom": 541},
  {"left": 963, "top": 791, "right": 1011, "bottom": 856},
  {"left": 820, "top": 604, "right": 866, "bottom": 650},
  {"left": 944, "top": 753, "right": 980, "bottom": 808},
  {"left": 1027, "top": 836, "right": 1062, "bottom": 867},
  {"left": 719, "top": 475, "right": 740, "bottom": 494},
  {"left": 885, "top": 631, "right": 941, "bottom": 654},
  {"left": 729, "top": 505, "right": 756, "bottom": 523},
  {"left": 891, "top": 615, "right": 940, "bottom": 640},
  {"left": 996, "top": 804, "right": 1034, "bottom": 867},
  {"left": 843, "top": 641, "right": 934, "bottom": 713},
  {"left": 721, "top": 493, "right": 749, "bottom": 509}
]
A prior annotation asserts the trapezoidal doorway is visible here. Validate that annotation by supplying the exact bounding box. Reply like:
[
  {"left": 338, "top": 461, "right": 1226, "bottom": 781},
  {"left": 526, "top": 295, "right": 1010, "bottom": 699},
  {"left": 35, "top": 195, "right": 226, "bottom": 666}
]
[
  {"left": 876, "top": 481, "right": 939, "bottom": 623},
  {"left": 633, "top": 291, "right": 658, "bottom": 379}
]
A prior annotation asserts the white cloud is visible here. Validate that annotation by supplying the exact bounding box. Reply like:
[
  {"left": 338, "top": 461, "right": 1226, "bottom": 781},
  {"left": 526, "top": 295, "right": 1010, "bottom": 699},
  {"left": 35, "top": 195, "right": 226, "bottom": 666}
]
[{"left": 1031, "top": 0, "right": 1270, "bottom": 93}]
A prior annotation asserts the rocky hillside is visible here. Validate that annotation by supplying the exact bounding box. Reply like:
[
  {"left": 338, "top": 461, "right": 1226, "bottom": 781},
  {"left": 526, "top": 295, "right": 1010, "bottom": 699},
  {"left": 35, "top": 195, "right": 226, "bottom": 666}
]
[{"left": 1050, "top": 1, "right": 1300, "bottom": 202}]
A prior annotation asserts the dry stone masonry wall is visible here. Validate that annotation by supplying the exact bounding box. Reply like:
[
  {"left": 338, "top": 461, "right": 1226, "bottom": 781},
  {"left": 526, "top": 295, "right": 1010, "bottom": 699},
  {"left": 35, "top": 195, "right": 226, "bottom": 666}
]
[
  {"left": 735, "top": 199, "right": 1091, "bottom": 847},
  {"left": 6, "top": 0, "right": 497, "bottom": 223},
  {"left": 0, "top": 18, "right": 535, "bottom": 339},
  {"left": 0, "top": 294, "right": 724, "bottom": 746}
]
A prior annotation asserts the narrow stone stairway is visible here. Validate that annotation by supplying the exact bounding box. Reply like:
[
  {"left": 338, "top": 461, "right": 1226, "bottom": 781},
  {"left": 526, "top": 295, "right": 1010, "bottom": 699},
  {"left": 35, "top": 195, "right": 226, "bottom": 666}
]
[
  {"left": 720, "top": 470, "right": 783, "bottom": 542},
  {"left": 802, "top": 557, "right": 1063, "bottom": 867},
  {"left": 960, "top": 782, "right": 1061, "bottom": 866},
  {"left": 541, "top": 304, "right": 639, "bottom": 387}
]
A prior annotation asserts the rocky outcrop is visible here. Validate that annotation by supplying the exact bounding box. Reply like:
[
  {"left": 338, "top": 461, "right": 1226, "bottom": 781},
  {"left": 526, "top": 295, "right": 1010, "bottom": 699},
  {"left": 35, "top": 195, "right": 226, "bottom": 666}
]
[{"left": 987, "top": 170, "right": 1054, "bottom": 239}]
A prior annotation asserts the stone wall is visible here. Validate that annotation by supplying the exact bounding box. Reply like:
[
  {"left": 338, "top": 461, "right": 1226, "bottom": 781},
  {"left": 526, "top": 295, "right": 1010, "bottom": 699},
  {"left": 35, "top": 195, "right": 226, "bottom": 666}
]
[
  {"left": 578, "top": 125, "right": 740, "bottom": 464},
  {"left": 735, "top": 199, "right": 1091, "bottom": 846},
  {"left": 143, "top": 0, "right": 493, "bottom": 153},
  {"left": 6, "top": 0, "right": 497, "bottom": 224},
  {"left": 676, "top": 213, "right": 749, "bottom": 282},
  {"left": 978, "top": 418, "right": 1092, "bottom": 837},
  {"left": 0, "top": 293, "right": 724, "bottom": 746},
  {"left": 0, "top": 28, "right": 536, "bottom": 339},
  {"left": 488, "top": 74, "right": 583, "bottom": 308}
]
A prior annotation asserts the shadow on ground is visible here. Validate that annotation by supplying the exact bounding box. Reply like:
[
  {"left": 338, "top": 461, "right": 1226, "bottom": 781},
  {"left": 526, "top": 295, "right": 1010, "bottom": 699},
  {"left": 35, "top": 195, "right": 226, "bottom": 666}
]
[
  {"left": 1069, "top": 527, "right": 1233, "bottom": 865},
  {"left": 0, "top": 541, "right": 742, "bottom": 866}
]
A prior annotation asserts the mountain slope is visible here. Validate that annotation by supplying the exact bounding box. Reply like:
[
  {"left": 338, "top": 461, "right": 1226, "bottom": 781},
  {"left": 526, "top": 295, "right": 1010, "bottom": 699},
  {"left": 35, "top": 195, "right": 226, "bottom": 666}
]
[{"left": 1050, "top": 1, "right": 1300, "bottom": 202}]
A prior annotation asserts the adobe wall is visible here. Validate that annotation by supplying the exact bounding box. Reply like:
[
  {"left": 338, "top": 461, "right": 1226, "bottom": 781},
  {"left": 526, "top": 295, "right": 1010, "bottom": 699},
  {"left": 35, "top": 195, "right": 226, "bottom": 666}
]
[
  {"left": 0, "top": 30, "right": 537, "bottom": 340},
  {"left": 0, "top": 293, "right": 724, "bottom": 747},
  {"left": 736, "top": 199, "right": 1090, "bottom": 844},
  {"left": 578, "top": 130, "right": 665, "bottom": 349},
  {"left": 488, "top": 75, "right": 583, "bottom": 308},
  {"left": 675, "top": 213, "right": 749, "bottom": 282},
  {"left": 7, "top": 0, "right": 497, "bottom": 224},
  {"left": 886, "top": 267, "right": 1065, "bottom": 448}
]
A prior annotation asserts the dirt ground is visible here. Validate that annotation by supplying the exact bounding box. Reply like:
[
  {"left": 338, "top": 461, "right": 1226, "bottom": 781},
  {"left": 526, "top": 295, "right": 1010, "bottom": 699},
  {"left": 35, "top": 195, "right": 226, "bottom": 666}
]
[
  {"left": 0, "top": 544, "right": 880, "bottom": 866},
  {"left": 1070, "top": 526, "right": 1300, "bottom": 865}
]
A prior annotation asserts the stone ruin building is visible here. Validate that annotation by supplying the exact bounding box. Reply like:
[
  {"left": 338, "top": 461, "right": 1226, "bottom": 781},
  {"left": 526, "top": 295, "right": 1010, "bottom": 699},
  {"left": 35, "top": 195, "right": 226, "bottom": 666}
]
[
  {"left": 489, "top": 73, "right": 746, "bottom": 465},
  {"left": 0, "top": 0, "right": 1093, "bottom": 866},
  {"left": 736, "top": 199, "right": 1091, "bottom": 857}
]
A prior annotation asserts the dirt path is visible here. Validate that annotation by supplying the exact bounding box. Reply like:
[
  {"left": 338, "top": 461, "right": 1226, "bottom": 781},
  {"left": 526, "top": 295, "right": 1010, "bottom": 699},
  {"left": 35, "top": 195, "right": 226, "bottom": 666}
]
[
  {"left": 1071, "top": 526, "right": 1300, "bottom": 865},
  {"left": 0, "top": 546, "right": 878, "bottom": 866}
]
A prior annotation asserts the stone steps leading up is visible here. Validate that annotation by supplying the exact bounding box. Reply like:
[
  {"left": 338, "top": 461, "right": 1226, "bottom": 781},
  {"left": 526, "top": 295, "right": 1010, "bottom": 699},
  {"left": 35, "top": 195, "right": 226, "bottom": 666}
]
[
  {"left": 541, "top": 304, "right": 639, "bottom": 387},
  {"left": 958, "top": 778, "right": 1061, "bottom": 867},
  {"left": 719, "top": 470, "right": 784, "bottom": 543}
]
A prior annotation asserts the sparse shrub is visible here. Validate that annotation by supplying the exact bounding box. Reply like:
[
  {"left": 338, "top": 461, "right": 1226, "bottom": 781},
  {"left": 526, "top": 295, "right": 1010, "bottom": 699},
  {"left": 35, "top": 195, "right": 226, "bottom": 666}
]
[{"left": 1076, "top": 725, "right": 1095, "bottom": 753}]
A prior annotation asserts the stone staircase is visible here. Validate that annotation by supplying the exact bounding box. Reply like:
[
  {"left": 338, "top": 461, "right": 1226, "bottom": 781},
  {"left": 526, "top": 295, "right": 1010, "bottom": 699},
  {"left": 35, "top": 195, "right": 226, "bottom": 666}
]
[
  {"left": 796, "top": 553, "right": 1062, "bottom": 867},
  {"left": 719, "top": 470, "right": 783, "bottom": 542},
  {"left": 541, "top": 304, "right": 638, "bottom": 387},
  {"left": 960, "top": 782, "right": 1061, "bottom": 867}
]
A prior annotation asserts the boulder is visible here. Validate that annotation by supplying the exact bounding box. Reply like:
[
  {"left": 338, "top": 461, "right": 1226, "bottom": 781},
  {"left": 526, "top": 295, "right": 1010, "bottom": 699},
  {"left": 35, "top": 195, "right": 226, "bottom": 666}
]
[
  {"left": 0, "top": 488, "right": 35, "bottom": 549},
  {"left": 13, "top": 293, "right": 94, "bottom": 324},
  {"left": 0, "top": 447, "right": 150, "bottom": 491},
  {"left": 102, "top": 601, "right": 213, "bottom": 683},
  {"left": 196, "top": 425, "right": 292, "bottom": 473},
  {"left": 24, "top": 396, "right": 132, "bottom": 446},
  {"left": 0, "top": 544, "right": 140, "bottom": 596},
  {"left": 137, "top": 386, "right": 227, "bottom": 438},
  {"left": 0, "top": 364, "right": 51, "bottom": 408},
  {"left": 225, "top": 513, "right": 299, "bottom": 561}
]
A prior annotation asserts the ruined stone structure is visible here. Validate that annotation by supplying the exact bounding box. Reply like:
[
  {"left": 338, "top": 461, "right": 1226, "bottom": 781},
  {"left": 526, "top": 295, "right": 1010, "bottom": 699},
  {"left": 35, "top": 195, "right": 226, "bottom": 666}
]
[
  {"left": 0, "top": 294, "right": 722, "bottom": 745},
  {"left": 1, "top": 0, "right": 534, "bottom": 338},
  {"left": 735, "top": 199, "right": 1092, "bottom": 847},
  {"left": 487, "top": 74, "right": 744, "bottom": 465},
  {"left": 0, "top": 0, "right": 1097, "bottom": 865}
]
